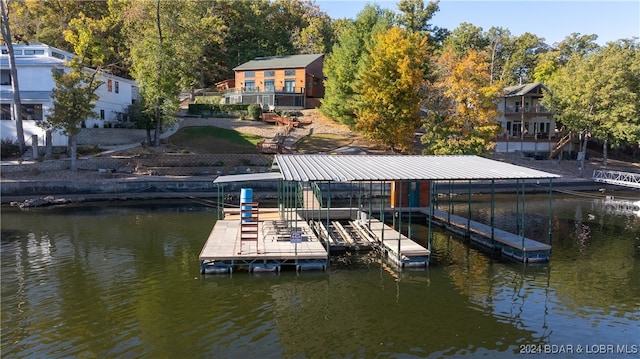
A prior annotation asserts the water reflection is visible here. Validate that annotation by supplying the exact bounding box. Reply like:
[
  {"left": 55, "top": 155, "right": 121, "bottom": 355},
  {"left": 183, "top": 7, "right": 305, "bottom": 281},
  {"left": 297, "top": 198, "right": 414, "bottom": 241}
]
[{"left": 2, "top": 194, "right": 639, "bottom": 358}]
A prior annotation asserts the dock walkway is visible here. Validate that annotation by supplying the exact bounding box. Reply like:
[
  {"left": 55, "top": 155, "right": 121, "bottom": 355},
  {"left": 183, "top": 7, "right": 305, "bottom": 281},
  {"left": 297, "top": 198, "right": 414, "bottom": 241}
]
[{"left": 419, "top": 207, "right": 551, "bottom": 262}]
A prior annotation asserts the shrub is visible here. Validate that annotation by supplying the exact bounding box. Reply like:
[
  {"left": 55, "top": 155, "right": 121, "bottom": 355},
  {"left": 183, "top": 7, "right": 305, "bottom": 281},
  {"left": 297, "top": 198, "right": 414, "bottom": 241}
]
[
  {"left": 247, "top": 104, "right": 262, "bottom": 120},
  {"left": 0, "top": 138, "right": 20, "bottom": 159}
]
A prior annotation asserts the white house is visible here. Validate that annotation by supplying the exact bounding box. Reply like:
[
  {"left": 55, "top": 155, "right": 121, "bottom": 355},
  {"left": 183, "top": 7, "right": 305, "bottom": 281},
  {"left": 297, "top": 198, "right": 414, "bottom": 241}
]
[{"left": 1, "top": 43, "right": 138, "bottom": 146}]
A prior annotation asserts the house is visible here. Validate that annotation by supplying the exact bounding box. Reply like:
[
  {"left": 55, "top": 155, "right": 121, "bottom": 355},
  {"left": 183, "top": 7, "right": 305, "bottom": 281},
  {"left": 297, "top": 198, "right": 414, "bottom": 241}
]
[
  {"left": 224, "top": 53, "right": 325, "bottom": 110},
  {"left": 1, "top": 43, "right": 138, "bottom": 146},
  {"left": 494, "top": 82, "right": 559, "bottom": 154}
]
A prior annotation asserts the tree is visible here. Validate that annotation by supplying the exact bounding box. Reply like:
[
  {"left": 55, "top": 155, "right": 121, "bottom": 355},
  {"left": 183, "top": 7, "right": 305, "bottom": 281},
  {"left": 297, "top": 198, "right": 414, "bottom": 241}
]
[
  {"left": 1, "top": 0, "right": 26, "bottom": 154},
  {"left": 500, "top": 32, "right": 547, "bottom": 85},
  {"left": 421, "top": 47, "right": 502, "bottom": 155},
  {"left": 320, "top": 4, "right": 393, "bottom": 126},
  {"left": 354, "top": 26, "right": 429, "bottom": 152},
  {"left": 543, "top": 39, "right": 640, "bottom": 168},
  {"left": 124, "top": 0, "right": 183, "bottom": 147},
  {"left": 47, "top": 60, "right": 102, "bottom": 171}
]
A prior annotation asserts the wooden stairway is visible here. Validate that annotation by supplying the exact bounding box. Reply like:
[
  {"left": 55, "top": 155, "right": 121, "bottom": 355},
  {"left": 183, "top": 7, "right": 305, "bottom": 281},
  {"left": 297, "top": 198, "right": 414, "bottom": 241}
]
[
  {"left": 549, "top": 131, "right": 573, "bottom": 159},
  {"left": 239, "top": 202, "right": 260, "bottom": 254}
]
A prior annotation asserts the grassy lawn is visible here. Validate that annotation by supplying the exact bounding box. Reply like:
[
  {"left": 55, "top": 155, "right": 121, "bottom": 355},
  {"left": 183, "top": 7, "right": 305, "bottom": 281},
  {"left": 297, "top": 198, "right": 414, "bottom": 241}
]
[
  {"left": 292, "top": 133, "right": 352, "bottom": 154},
  {"left": 166, "top": 127, "right": 262, "bottom": 154}
]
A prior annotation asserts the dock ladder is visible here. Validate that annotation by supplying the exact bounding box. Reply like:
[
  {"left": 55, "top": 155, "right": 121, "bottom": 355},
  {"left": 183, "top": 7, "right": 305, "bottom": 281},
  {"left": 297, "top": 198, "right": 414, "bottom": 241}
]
[{"left": 239, "top": 202, "right": 260, "bottom": 254}]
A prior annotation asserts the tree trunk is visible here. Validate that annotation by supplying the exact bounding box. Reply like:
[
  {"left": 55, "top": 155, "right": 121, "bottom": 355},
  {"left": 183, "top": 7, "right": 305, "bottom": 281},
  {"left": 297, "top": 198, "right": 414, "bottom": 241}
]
[
  {"left": 45, "top": 130, "right": 52, "bottom": 160},
  {"left": 154, "top": 100, "right": 162, "bottom": 147},
  {"left": 69, "top": 134, "right": 78, "bottom": 172},
  {"left": 579, "top": 132, "right": 588, "bottom": 178},
  {"left": 1, "top": 0, "right": 26, "bottom": 154}
]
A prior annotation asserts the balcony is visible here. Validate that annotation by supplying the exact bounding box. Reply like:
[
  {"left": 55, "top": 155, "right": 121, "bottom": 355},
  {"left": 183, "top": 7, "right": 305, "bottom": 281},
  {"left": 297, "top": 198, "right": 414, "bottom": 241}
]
[
  {"left": 225, "top": 86, "right": 306, "bottom": 95},
  {"left": 504, "top": 104, "right": 551, "bottom": 116}
]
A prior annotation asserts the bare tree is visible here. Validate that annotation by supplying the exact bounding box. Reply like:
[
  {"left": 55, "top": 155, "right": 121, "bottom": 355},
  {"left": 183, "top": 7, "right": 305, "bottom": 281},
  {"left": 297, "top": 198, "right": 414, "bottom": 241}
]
[{"left": 1, "top": 0, "right": 26, "bottom": 154}]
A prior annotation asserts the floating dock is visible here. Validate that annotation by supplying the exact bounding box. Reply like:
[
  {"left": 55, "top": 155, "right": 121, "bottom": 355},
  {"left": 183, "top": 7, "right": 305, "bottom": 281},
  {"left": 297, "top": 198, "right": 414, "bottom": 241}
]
[
  {"left": 199, "top": 207, "right": 328, "bottom": 273},
  {"left": 422, "top": 208, "right": 551, "bottom": 263}
]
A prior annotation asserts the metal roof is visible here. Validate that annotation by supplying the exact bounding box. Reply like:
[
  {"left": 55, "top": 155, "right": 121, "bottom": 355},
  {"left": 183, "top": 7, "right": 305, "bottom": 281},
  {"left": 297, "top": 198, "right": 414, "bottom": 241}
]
[
  {"left": 233, "top": 54, "right": 323, "bottom": 71},
  {"left": 213, "top": 172, "right": 282, "bottom": 183},
  {"left": 275, "top": 155, "right": 561, "bottom": 182}
]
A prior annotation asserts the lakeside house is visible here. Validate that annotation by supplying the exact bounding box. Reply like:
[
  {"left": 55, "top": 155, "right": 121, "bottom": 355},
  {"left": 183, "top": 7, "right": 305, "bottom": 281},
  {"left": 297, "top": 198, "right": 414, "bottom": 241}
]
[
  {"left": 1, "top": 43, "right": 138, "bottom": 146},
  {"left": 223, "top": 53, "right": 325, "bottom": 110},
  {"left": 493, "top": 82, "right": 570, "bottom": 156}
]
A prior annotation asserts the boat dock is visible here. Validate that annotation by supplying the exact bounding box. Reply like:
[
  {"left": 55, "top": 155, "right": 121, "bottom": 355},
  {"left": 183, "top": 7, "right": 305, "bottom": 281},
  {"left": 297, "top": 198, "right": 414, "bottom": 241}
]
[
  {"left": 203, "top": 155, "right": 560, "bottom": 273},
  {"left": 420, "top": 208, "right": 551, "bottom": 263},
  {"left": 199, "top": 207, "right": 328, "bottom": 273}
]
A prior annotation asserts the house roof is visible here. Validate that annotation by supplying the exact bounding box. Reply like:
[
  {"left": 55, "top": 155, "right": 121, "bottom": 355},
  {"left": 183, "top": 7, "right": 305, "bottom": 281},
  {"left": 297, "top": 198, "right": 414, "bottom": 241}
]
[
  {"left": 503, "top": 82, "right": 547, "bottom": 97},
  {"left": 274, "top": 154, "right": 561, "bottom": 182},
  {"left": 233, "top": 53, "right": 324, "bottom": 71}
]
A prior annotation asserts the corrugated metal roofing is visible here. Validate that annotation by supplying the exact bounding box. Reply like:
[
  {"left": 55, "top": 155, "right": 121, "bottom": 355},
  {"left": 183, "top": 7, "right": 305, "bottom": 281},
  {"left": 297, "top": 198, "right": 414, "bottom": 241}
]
[
  {"left": 233, "top": 54, "right": 323, "bottom": 71},
  {"left": 213, "top": 172, "right": 282, "bottom": 183},
  {"left": 275, "top": 155, "right": 561, "bottom": 182}
]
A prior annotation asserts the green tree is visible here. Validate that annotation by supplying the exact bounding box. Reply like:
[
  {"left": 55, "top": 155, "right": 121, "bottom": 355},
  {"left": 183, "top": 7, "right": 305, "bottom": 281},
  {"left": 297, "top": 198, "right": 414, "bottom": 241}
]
[
  {"left": 320, "top": 4, "right": 393, "bottom": 126},
  {"left": 543, "top": 39, "right": 640, "bottom": 167},
  {"left": 124, "top": 0, "right": 184, "bottom": 146},
  {"left": 500, "top": 32, "right": 547, "bottom": 85},
  {"left": 47, "top": 60, "right": 102, "bottom": 171},
  {"left": 354, "top": 26, "right": 429, "bottom": 152},
  {"left": 421, "top": 47, "right": 502, "bottom": 155},
  {"left": 533, "top": 33, "right": 599, "bottom": 84},
  {"left": 441, "top": 22, "right": 488, "bottom": 57}
]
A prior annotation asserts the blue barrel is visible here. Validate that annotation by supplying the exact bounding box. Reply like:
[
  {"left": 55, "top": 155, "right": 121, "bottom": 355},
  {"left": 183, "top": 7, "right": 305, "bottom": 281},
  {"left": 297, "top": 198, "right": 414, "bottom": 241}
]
[{"left": 240, "top": 188, "right": 253, "bottom": 221}]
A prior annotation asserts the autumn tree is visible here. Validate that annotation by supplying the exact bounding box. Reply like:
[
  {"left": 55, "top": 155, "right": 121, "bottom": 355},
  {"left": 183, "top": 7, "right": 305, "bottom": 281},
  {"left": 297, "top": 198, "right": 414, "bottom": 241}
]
[
  {"left": 421, "top": 47, "right": 502, "bottom": 155},
  {"left": 320, "top": 4, "right": 393, "bottom": 126},
  {"left": 354, "top": 26, "right": 429, "bottom": 152}
]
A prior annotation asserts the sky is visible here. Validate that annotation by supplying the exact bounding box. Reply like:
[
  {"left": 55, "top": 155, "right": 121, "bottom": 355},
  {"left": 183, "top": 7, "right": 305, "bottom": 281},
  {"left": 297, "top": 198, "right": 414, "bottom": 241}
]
[{"left": 316, "top": 0, "right": 640, "bottom": 45}]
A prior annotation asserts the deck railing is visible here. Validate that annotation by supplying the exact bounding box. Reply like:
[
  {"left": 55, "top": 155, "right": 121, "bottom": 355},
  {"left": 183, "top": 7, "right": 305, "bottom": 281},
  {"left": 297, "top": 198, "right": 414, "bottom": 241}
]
[{"left": 504, "top": 104, "right": 550, "bottom": 115}]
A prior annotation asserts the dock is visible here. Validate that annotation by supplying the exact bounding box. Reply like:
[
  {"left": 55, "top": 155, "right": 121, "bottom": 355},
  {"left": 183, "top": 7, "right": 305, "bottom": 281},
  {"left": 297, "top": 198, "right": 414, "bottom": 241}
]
[
  {"left": 199, "top": 207, "right": 328, "bottom": 273},
  {"left": 421, "top": 208, "right": 551, "bottom": 263}
]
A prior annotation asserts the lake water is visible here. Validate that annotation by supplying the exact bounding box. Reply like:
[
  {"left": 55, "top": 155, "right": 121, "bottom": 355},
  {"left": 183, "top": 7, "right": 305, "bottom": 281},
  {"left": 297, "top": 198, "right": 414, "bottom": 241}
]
[{"left": 2, "top": 193, "right": 639, "bottom": 358}]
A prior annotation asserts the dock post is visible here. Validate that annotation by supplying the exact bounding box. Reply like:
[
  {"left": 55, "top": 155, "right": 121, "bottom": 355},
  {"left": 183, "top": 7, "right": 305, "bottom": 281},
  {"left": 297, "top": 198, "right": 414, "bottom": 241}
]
[
  {"left": 428, "top": 181, "right": 434, "bottom": 254},
  {"left": 548, "top": 178, "right": 553, "bottom": 248},
  {"left": 398, "top": 182, "right": 403, "bottom": 267},
  {"left": 326, "top": 181, "right": 331, "bottom": 263},
  {"left": 467, "top": 180, "right": 472, "bottom": 236},
  {"left": 491, "top": 179, "right": 495, "bottom": 240},
  {"left": 521, "top": 179, "right": 526, "bottom": 259},
  {"left": 380, "top": 181, "right": 385, "bottom": 244}
]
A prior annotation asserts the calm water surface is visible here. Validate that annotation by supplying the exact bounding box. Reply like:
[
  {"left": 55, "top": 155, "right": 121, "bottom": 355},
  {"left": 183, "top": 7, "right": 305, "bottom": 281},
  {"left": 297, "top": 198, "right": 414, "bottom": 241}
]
[{"left": 2, "top": 193, "right": 639, "bottom": 358}]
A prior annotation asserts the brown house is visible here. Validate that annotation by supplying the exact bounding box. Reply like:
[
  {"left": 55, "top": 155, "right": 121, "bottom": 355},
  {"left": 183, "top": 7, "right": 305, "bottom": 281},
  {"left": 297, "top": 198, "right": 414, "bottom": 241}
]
[{"left": 224, "top": 53, "right": 325, "bottom": 109}]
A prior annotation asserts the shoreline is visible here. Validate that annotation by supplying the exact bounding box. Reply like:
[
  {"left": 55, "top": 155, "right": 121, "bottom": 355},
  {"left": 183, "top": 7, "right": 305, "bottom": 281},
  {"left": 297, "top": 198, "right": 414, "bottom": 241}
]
[{"left": 1, "top": 173, "right": 627, "bottom": 208}]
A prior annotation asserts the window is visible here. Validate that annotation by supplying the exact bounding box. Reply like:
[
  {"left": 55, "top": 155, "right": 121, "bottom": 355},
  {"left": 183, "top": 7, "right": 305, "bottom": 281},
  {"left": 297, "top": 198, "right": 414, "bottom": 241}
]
[
  {"left": 284, "top": 69, "right": 295, "bottom": 76},
  {"left": 264, "top": 79, "right": 275, "bottom": 91},
  {"left": 1, "top": 49, "right": 21, "bottom": 55},
  {"left": 24, "top": 49, "right": 45, "bottom": 55},
  {"left": 21, "top": 104, "right": 43, "bottom": 121},
  {"left": 1, "top": 104, "right": 10, "bottom": 120},
  {"left": 51, "top": 51, "right": 65, "bottom": 60},
  {"left": 264, "top": 70, "right": 275, "bottom": 77},
  {"left": 1, "top": 69, "right": 11, "bottom": 85},
  {"left": 115, "top": 81, "right": 119, "bottom": 94},
  {"left": 284, "top": 79, "right": 295, "bottom": 93},
  {"left": 100, "top": 109, "right": 105, "bottom": 120},
  {"left": 245, "top": 71, "right": 255, "bottom": 78},
  {"left": 244, "top": 80, "right": 255, "bottom": 91},
  {"left": 107, "top": 79, "right": 112, "bottom": 92}
]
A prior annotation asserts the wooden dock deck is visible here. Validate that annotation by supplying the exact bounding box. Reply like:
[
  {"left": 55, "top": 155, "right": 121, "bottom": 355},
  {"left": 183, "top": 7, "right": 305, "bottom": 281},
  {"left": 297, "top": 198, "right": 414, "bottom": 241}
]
[{"left": 199, "top": 209, "right": 327, "bottom": 273}]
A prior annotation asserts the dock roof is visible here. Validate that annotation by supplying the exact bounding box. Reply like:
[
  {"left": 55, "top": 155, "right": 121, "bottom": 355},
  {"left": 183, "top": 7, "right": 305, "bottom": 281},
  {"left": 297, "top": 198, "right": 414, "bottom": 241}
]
[{"left": 274, "top": 155, "right": 561, "bottom": 182}]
